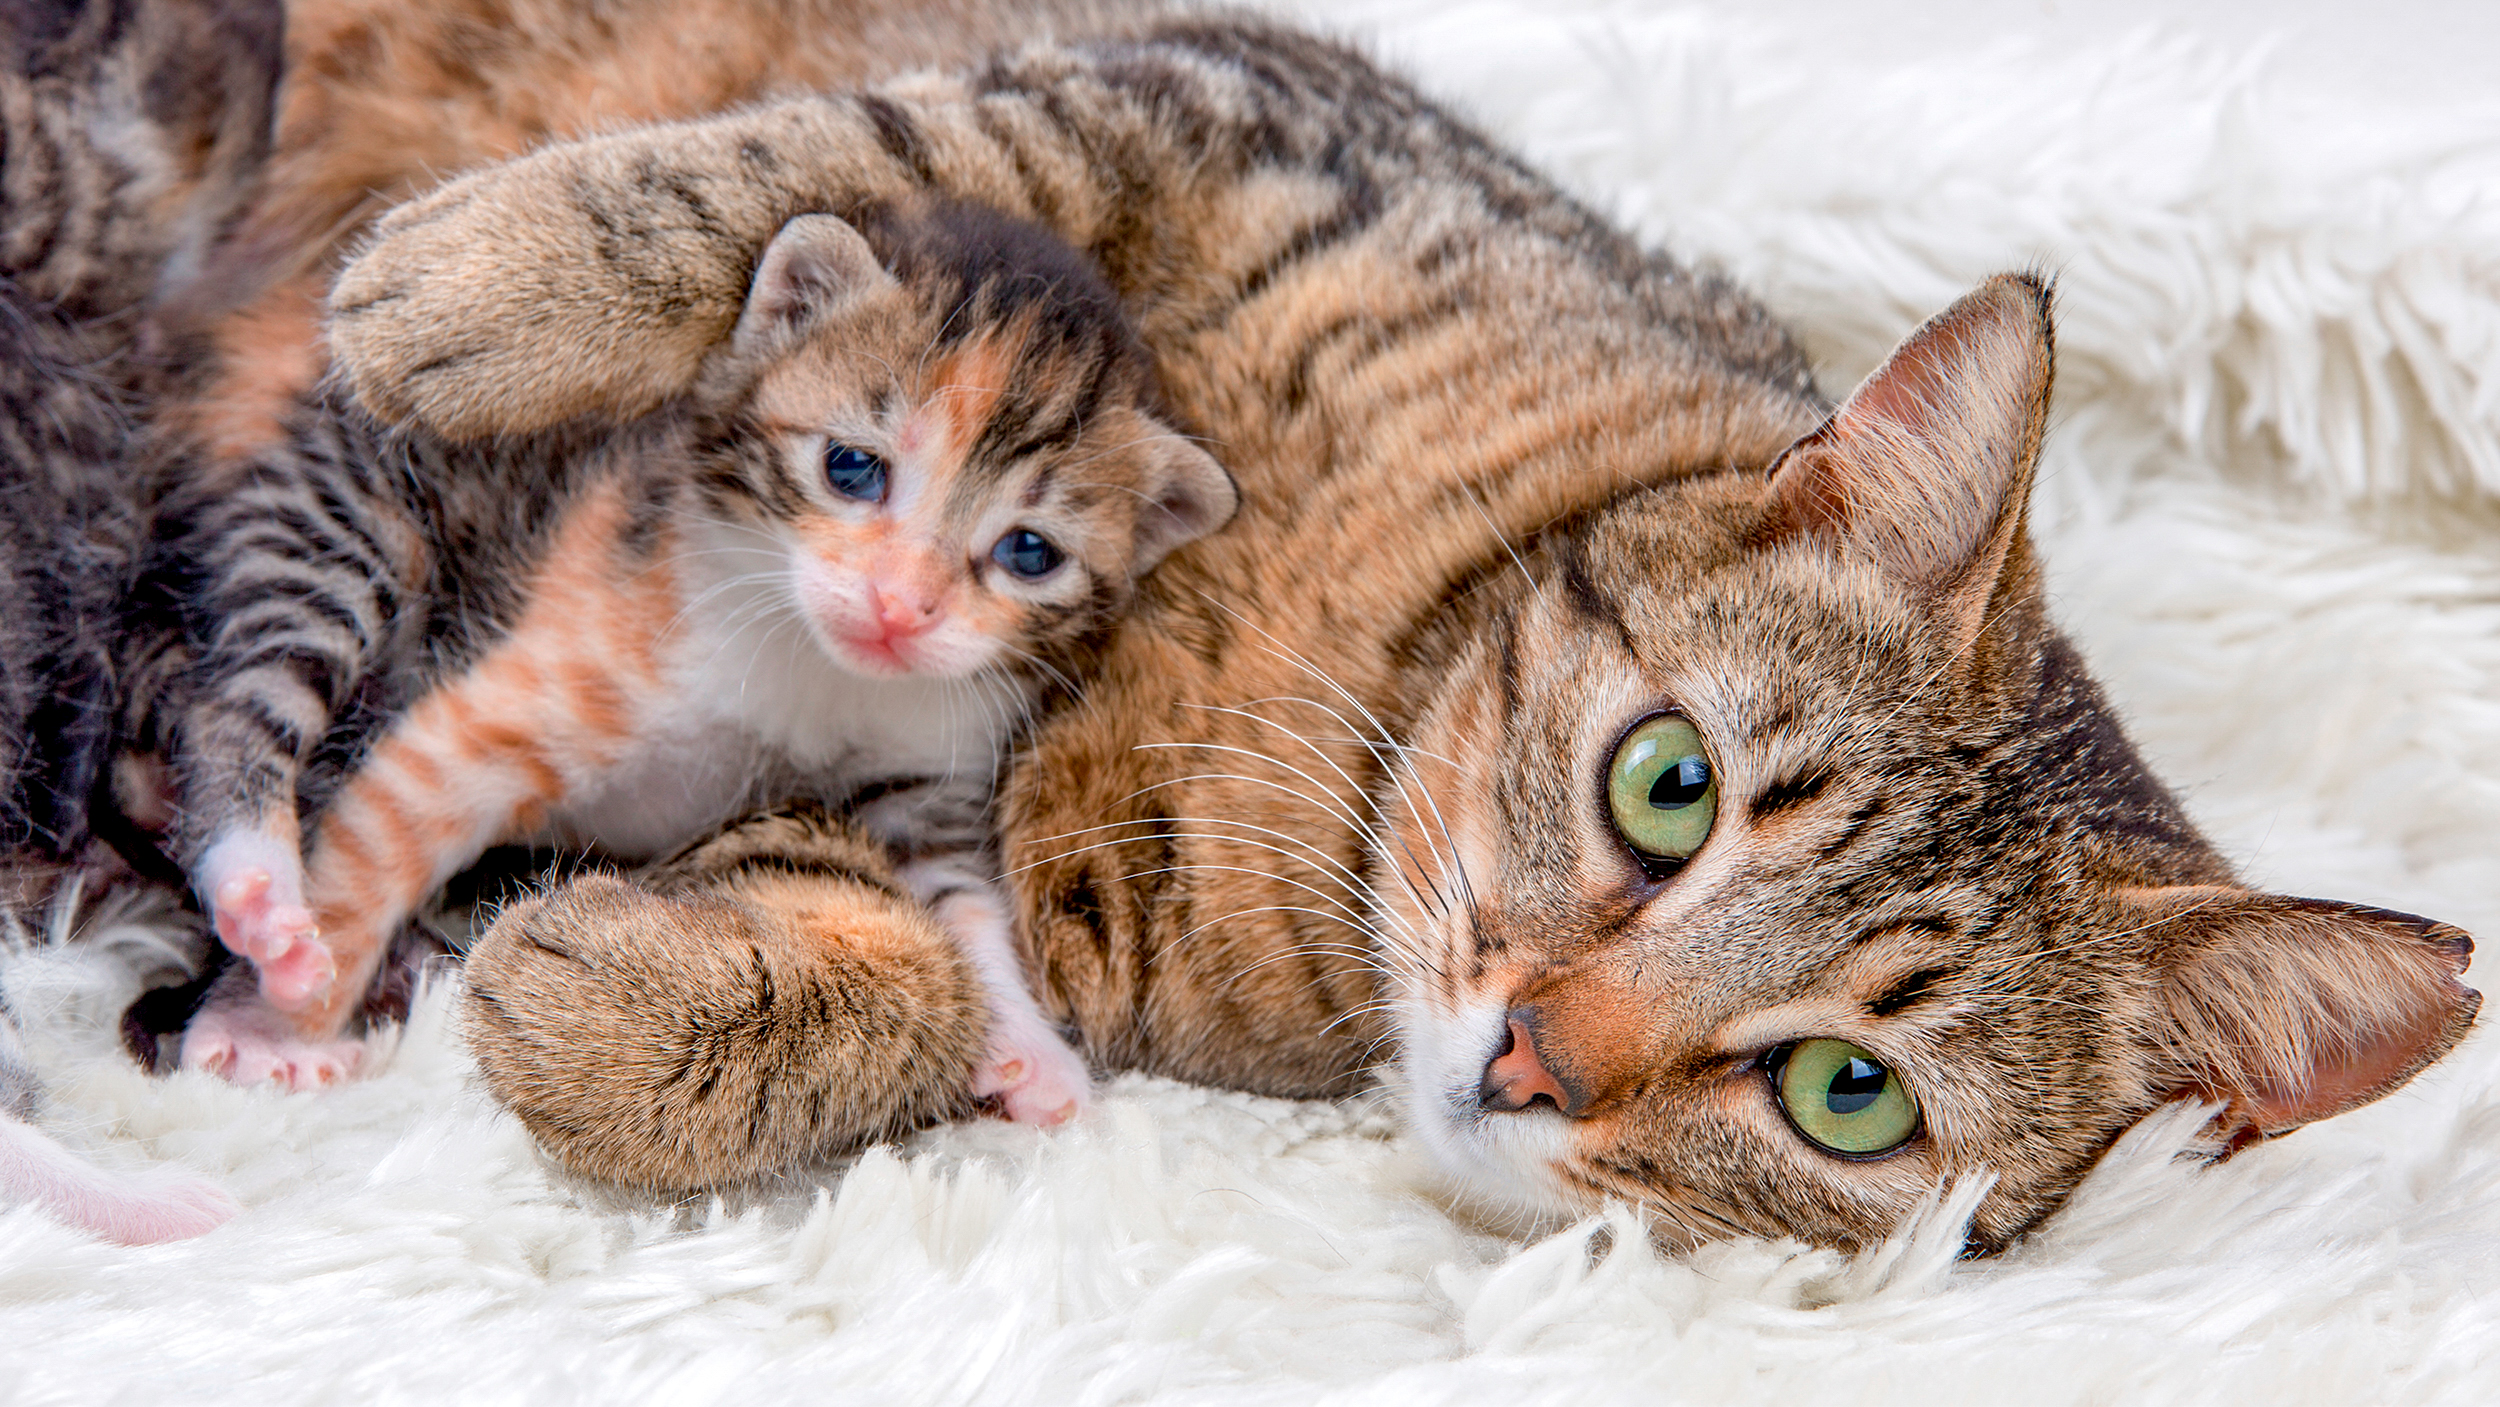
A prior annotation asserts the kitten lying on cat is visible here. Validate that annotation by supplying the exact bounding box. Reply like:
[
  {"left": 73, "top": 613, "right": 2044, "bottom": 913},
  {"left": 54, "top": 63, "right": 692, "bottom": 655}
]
[
  {"left": 145, "top": 194, "right": 1234, "bottom": 1124},
  {"left": 319, "top": 10, "right": 2480, "bottom": 1253}
]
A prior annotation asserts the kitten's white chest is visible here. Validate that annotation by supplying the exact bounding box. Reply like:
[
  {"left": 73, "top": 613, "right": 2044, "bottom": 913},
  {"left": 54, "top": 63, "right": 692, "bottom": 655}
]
[{"left": 538, "top": 564, "right": 1009, "bottom": 858}]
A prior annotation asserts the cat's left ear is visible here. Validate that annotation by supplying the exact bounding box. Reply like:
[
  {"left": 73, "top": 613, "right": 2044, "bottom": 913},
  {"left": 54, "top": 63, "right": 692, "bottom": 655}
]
[
  {"left": 2130, "top": 886, "right": 2479, "bottom": 1146},
  {"left": 1127, "top": 434, "right": 1240, "bottom": 573},
  {"left": 1765, "top": 272, "right": 2054, "bottom": 651}
]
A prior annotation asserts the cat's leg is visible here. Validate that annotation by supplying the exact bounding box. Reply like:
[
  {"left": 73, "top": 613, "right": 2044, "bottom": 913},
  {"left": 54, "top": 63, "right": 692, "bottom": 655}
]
[
  {"left": 465, "top": 806, "right": 987, "bottom": 1188},
  {"left": 326, "top": 40, "right": 1237, "bottom": 440},
  {"left": 896, "top": 857, "right": 1092, "bottom": 1127}
]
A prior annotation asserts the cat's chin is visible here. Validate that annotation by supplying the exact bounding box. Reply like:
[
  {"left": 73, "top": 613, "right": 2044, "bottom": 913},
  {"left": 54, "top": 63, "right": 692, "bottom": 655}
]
[
  {"left": 1391, "top": 995, "right": 1586, "bottom": 1223},
  {"left": 806, "top": 622, "right": 997, "bottom": 682}
]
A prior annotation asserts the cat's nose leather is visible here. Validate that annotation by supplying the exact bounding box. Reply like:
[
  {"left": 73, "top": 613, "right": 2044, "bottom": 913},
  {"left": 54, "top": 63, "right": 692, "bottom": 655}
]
[
  {"left": 871, "top": 586, "right": 936, "bottom": 638},
  {"left": 1480, "top": 1014, "right": 1574, "bottom": 1114}
]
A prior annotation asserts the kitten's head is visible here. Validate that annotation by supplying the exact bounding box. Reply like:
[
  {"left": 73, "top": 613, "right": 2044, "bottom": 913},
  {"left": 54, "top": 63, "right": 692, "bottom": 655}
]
[
  {"left": 0, "top": 0, "right": 283, "bottom": 317},
  {"left": 692, "top": 203, "right": 1236, "bottom": 682},
  {"left": 1376, "top": 275, "right": 2478, "bottom": 1253}
]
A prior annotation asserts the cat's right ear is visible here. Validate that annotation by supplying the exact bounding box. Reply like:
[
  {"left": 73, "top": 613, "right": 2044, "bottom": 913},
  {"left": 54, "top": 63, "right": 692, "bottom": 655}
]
[
  {"left": 1763, "top": 273, "right": 2054, "bottom": 652},
  {"left": 2129, "top": 886, "right": 2479, "bottom": 1147},
  {"left": 730, "top": 215, "right": 900, "bottom": 358}
]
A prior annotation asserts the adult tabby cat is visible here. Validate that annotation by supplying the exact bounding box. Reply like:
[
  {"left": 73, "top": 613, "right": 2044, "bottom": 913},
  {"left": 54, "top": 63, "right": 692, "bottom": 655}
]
[
  {"left": 0, "top": 0, "right": 280, "bottom": 1240},
  {"left": 321, "top": 15, "right": 2476, "bottom": 1254}
]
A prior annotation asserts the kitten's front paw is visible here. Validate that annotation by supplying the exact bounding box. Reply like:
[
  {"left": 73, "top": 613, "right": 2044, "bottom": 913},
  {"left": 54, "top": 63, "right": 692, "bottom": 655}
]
[
  {"left": 328, "top": 136, "right": 738, "bottom": 441},
  {"left": 179, "top": 992, "right": 363, "bottom": 1091},
  {"left": 973, "top": 1026, "right": 1092, "bottom": 1127}
]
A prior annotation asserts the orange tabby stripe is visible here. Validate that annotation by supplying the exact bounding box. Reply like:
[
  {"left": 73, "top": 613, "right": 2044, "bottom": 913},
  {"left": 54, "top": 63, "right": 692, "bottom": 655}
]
[{"left": 288, "top": 485, "right": 677, "bottom": 1038}]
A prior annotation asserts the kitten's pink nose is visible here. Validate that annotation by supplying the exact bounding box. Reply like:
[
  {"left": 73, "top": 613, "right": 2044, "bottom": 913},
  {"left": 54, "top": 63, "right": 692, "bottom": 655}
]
[
  {"left": 870, "top": 585, "right": 937, "bottom": 640},
  {"left": 1480, "top": 1014, "right": 1575, "bottom": 1115}
]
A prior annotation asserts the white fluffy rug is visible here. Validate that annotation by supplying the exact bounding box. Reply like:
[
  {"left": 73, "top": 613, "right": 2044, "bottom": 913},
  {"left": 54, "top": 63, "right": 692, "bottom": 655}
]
[{"left": 8, "top": 3, "right": 2500, "bottom": 1401}]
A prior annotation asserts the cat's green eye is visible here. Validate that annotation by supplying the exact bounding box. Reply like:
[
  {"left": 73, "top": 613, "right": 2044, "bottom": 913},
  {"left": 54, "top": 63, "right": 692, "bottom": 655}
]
[
  {"left": 1605, "top": 715, "right": 1717, "bottom": 862},
  {"left": 1773, "top": 1039, "right": 1920, "bottom": 1156}
]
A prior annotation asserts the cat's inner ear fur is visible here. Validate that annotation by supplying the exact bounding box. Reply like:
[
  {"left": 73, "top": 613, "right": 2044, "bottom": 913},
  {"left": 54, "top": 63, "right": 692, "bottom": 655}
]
[
  {"left": 1125, "top": 433, "right": 1239, "bottom": 574},
  {"left": 2132, "top": 886, "right": 2479, "bottom": 1145},
  {"left": 1766, "top": 272, "right": 2054, "bottom": 648},
  {"left": 730, "top": 215, "right": 900, "bottom": 358}
]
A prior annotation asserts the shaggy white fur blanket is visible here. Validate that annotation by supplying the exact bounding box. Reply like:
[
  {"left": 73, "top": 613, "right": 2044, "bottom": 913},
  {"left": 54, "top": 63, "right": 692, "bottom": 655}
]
[{"left": 7, "top": 3, "right": 2499, "bottom": 1401}]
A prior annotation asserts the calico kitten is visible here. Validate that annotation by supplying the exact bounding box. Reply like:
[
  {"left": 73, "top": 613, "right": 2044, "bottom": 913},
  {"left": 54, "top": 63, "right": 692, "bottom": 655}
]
[
  {"left": 323, "top": 17, "right": 2475, "bottom": 1252},
  {"left": 152, "top": 197, "right": 1235, "bottom": 1117},
  {"left": 0, "top": 0, "right": 279, "bottom": 1242}
]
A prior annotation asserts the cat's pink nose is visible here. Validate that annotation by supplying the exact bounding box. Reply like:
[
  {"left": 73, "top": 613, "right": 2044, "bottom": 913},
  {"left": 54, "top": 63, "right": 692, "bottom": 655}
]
[
  {"left": 1480, "top": 1014, "right": 1574, "bottom": 1115},
  {"left": 871, "top": 587, "right": 936, "bottom": 639}
]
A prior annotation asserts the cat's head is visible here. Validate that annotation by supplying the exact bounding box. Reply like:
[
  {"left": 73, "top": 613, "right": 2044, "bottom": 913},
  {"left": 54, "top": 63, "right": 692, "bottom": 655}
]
[
  {"left": 1374, "top": 274, "right": 2478, "bottom": 1253},
  {"left": 689, "top": 203, "right": 1237, "bottom": 682},
  {"left": 0, "top": 0, "right": 283, "bottom": 317}
]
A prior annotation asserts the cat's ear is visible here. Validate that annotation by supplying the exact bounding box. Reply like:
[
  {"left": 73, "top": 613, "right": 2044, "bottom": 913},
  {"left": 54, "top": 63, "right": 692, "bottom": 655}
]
[
  {"left": 2131, "top": 886, "right": 2479, "bottom": 1145},
  {"left": 1765, "top": 272, "right": 2054, "bottom": 649},
  {"left": 731, "top": 215, "right": 900, "bottom": 357},
  {"left": 1127, "top": 433, "right": 1240, "bottom": 573}
]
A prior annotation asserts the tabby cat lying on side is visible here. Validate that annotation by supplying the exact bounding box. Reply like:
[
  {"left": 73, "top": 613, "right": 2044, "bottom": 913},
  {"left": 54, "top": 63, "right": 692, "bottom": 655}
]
[
  {"left": 0, "top": 0, "right": 279, "bottom": 1241},
  {"left": 146, "top": 195, "right": 1232, "bottom": 1118},
  {"left": 325, "top": 15, "right": 2476, "bottom": 1253}
]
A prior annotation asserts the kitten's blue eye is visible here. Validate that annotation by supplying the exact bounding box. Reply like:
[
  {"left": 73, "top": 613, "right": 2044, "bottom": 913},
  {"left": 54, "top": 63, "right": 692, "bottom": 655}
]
[
  {"left": 992, "top": 529, "right": 1064, "bottom": 580},
  {"left": 824, "top": 445, "right": 888, "bottom": 501}
]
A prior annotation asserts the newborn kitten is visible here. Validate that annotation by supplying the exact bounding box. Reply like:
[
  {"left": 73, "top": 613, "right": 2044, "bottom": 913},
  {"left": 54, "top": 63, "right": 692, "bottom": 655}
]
[
  {"left": 154, "top": 199, "right": 1236, "bottom": 1114},
  {"left": 0, "top": 0, "right": 280, "bottom": 1242}
]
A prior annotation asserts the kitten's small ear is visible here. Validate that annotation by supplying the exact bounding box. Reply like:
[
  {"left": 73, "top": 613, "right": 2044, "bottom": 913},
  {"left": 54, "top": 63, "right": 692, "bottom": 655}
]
[
  {"left": 2134, "top": 886, "right": 2479, "bottom": 1146},
  {"left": 731, "top": 215, "right": 900, "bottom": 357},
  {"left": 1766, "top": 273, "right": 2054, "bottom": 650},
  {"left": 1127, "top": 434, "right": 1240, "bottom": 573}
]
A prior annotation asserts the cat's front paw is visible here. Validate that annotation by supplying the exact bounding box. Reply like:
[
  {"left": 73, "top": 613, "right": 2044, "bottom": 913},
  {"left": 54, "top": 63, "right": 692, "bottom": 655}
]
[
  {"left": 328, "top": 135, "right": 741, "bottom": 441},
  {"left": 179, "top": 989, "right": 363, "bottom": 1090},
  {"left": 973, "top": 1025, "right": 1092, "bottom": 1127}
]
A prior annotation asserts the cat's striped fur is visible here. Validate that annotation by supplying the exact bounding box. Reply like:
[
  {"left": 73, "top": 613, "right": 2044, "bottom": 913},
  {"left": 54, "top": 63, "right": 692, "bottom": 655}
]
[
  {"left": 146, "top": 193, "right": 1233, "bottom": 1107},
  {"left": 0, "top": 0, "right": 278, "bottom": 1242},
  {"left": 323, "top": 13, "right": 2474, "bottom": 1253}
]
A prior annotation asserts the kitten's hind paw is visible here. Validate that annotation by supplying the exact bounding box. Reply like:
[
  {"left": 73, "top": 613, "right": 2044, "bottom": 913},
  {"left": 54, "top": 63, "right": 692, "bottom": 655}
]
[
  {"left": 206, "top": 867, "right": 336, "bottom": 1011},
  {"left": 179, "top": 995, "right": 362, "bottom": 1091},
  {"left": 974, "top": 1029, "right": 1092, "bottom": 1127}
]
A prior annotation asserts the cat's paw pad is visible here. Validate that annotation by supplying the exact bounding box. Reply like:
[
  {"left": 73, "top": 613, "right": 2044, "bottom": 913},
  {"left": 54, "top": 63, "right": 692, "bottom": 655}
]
[
  {"left": 208, "top": 869, "right": 337, "bottom": 1010},
  {"left": 79, "top": 1172, "right": 240, "bottom": 1245},
  {"left": 179, "top": 1001, "right": 363, "bottom": 1091},
  {"left": 973, "top": 1032, "right": 1092, "bottom": 1127}
]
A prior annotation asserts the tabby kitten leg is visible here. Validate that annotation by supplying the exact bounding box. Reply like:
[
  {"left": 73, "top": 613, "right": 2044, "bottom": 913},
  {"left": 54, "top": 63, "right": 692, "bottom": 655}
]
[
  {"left": 193, "top": 829, "right": 328, "bottom": 1007},
  {"left": 465, "top": 807, "right": 987, "bottom": 1188},
  {"left": 896, "top": 856, "right": 1091, "bottom": 1126}
]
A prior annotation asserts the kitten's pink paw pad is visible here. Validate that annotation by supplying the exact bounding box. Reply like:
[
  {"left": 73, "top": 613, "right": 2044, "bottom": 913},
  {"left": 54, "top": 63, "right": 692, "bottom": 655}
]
[
  {"left": 180, "top": 1005, "right": 363, "bottom": 1092},
  {"left": 208, "top": 870, "right": 336, "bottom": 1010},
  {"left": 974, "top": 1036, "right": 1092, "bottom": 1127}
]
